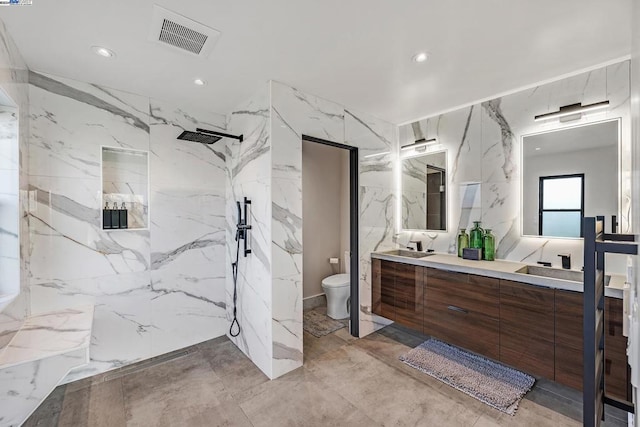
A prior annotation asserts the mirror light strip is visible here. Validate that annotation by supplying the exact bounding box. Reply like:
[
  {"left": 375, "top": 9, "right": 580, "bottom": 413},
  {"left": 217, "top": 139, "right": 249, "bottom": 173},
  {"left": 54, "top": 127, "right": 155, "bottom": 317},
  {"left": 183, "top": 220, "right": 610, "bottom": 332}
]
[
  {"left": 533, "top": 101, "right": 609, "bottom": 122},
  {"left": 400, "top": 138, "right": 437, "bottom": 151}
]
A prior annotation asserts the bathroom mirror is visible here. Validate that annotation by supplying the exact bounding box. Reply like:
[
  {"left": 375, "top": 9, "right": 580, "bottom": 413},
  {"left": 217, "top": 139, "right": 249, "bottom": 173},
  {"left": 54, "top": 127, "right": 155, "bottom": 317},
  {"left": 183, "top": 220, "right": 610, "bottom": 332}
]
[
  {"left": 401, "top": 150, "right": 447, "bottom": 231},
  {"left": 522, "top": 119, "right": 619, "bottom": 238}
]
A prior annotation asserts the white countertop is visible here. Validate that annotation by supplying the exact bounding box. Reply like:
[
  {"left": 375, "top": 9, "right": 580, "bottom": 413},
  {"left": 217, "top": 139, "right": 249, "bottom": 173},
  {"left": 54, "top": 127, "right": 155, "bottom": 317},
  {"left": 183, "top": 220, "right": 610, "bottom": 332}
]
[{"left": 371, "top": 252, "right": 625, "bottom": 299}]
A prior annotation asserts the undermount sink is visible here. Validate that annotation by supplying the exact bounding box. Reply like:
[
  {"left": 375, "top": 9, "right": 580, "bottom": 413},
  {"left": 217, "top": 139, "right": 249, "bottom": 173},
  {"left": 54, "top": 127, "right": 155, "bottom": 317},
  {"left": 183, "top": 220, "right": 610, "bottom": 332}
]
[
  {"left": 516, "top": 265, "right": 611, "bottom": 286},
  {"left": 379, "top": 249, "right": 434, "bottom": 259}
]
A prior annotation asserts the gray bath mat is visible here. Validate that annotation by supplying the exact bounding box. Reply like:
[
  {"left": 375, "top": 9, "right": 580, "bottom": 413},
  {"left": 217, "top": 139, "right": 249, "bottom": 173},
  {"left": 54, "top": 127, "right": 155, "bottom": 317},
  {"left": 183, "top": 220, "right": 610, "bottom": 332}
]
[
  {"left": 303, "top": 309, "right": 347, "bottom": 338},
  {"left": 399, "top": 339, "right": 535, "bottom": 415}
]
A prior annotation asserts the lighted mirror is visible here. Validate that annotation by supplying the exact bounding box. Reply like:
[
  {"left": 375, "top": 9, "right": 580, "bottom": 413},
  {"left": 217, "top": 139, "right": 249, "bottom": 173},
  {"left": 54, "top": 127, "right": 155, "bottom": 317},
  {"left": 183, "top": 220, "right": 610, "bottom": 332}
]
[
  {"left": 101, "top": 147, "right": 149, "bottom": 230},
  {"left": 522, "top": 119, "right": 619, "bottom": 238},
  {"left": 401, "top": 150, "right": 447, "bottom": 231}
]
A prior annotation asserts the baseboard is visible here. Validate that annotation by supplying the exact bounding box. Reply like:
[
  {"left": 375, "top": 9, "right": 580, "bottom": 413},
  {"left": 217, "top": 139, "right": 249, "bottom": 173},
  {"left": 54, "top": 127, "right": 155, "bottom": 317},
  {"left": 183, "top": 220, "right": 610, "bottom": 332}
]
[{"left": 303, "top": 294, "right": 326, "bottom": 311}]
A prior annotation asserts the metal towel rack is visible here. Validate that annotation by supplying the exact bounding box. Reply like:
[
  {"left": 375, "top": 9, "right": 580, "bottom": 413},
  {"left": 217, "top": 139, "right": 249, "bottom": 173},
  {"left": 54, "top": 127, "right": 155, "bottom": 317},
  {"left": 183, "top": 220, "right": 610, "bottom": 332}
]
[{"left": 583, "top": 216, "right": 637, "bottom": 427}]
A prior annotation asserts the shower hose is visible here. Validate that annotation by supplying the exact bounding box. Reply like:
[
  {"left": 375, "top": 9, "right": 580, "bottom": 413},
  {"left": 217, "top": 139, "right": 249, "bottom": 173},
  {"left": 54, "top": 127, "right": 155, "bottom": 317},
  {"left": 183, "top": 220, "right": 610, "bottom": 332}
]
[{"left": 229, "top": 227, "right": 241, "bottom": 337}]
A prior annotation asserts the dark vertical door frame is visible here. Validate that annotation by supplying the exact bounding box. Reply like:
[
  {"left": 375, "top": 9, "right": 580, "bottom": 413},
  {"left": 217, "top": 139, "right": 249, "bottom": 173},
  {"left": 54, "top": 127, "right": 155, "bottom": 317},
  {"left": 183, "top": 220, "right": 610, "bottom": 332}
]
[{"left": 302, "top": 134, "right": 359, "bottom": 337}]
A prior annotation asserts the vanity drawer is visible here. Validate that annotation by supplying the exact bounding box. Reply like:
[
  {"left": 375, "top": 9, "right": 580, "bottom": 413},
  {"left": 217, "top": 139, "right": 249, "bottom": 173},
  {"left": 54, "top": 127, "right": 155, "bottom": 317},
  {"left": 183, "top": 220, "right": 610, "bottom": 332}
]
[
  {"left": 424, "top": 299, "right": 499, "bottom": 359},
  {"left": 425, "top": 268, "right": 500, "bottom": 319},
  {"left": 424, "top": 268, "right": 500, "bottom": 359}
]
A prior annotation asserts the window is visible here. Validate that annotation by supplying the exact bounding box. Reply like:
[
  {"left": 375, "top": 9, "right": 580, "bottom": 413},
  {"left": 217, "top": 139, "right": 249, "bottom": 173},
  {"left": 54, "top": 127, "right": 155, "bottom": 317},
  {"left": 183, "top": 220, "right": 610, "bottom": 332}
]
[{"left": 539, "top": 174, "right": 584, "bottom": 238}]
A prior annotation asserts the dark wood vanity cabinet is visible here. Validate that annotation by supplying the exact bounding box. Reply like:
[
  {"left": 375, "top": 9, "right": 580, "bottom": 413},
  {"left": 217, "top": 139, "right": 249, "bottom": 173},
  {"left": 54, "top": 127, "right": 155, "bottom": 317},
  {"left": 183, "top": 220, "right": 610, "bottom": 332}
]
[
  {"left": 499, "top": 280, "right": 555, "bottom": 379},
  {"left": 372, "top": 257, "right": 631, "bottom": 400},
  {"left": 554, "top": 290, "right": 630, "bottom": 403},
  {"left": 372, "top": 259, "right": 396, "bottom": 320},
  {"left": 371, "top": 259, "right": 424, "bottom": 332},
  {"left": 424, "top": 268, "right": 500, "bottom": 360}
]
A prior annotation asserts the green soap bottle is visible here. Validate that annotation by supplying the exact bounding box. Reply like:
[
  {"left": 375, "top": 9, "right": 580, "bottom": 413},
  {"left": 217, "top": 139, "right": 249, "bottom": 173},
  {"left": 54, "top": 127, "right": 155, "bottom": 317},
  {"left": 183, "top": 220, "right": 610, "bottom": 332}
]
[
  {"left": 483, "top": 229, "right": 496, "bottom": 261},
  {"left": 457, "top": 229, "right": 469, "bottom": 258},
  {"left": 470, "top": 221, "right": 484, "bottom": 249}
]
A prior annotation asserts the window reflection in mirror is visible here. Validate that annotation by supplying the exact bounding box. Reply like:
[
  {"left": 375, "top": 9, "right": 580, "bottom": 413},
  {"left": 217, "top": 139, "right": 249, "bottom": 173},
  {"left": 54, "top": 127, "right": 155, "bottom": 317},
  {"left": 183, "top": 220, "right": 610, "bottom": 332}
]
[
  {"left": 401, "top": 150, "right": 447, "bottom": 231},
  {"left": 522, "top": 119, "right": 619, "bottom": 238}
]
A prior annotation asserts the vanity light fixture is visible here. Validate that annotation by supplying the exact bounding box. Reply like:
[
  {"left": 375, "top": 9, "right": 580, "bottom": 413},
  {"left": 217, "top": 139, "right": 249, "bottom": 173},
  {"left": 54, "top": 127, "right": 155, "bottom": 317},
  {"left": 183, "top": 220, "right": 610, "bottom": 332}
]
[
  {"left": 91, "top": 46, "right": 116, "bottom": 58},
  {"left": 533, "top": 100, "right": 609, "bottom": 122},
  {"left": 400, "top": 138, "right": 437, "bottom": 152},
  {"left": 363, "top": 151, "right": 390, "bottom": 159}
]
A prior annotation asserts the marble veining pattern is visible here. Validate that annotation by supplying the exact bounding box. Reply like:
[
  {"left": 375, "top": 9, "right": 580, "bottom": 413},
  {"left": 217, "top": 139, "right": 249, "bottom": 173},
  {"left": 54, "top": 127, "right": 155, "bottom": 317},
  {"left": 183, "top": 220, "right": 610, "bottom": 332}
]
[
  {"left": 0, "top": 305, "right": 93, "bottom": 369},
  {"left": 226, "top": 86, "right": 274, "bottom": 378},
  {"left": 0, "top": 17, "right": 31, "bottom": 361},
  {"left": 27, "top": 72, "right": 229, "bottom": 383}
]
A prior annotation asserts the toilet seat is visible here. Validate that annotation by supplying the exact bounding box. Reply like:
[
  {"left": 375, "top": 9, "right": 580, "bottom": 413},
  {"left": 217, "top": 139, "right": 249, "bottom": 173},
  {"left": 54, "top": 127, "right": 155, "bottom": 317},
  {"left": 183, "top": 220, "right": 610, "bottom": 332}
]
[{"left": 322, "top": 274, "right": 350, "bottom": 288}]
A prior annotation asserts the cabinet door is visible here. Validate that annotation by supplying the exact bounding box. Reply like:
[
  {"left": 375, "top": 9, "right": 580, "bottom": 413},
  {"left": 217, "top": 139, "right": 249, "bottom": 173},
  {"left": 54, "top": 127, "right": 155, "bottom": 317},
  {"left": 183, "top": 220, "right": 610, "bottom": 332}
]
[
  {"left": 394, "top": 263, "right": 424, "bottom": 333},
  {"left": 424, "top": 269, "right": 500, "bottom": 359},
  {"left": 555, "top": 290, "right": 583, "bottom": 390},
  {"left": 605, "top": 297, "right": 630, "bottom": 403},
  {"left": 379, "top": 260, "right": 396, "bottom": 320},
  {"left": 500, "top": 280, "right": 555, "bottom": 378},
  {"left": 371, "top": 259, "right": 382, "bottom": 317}
]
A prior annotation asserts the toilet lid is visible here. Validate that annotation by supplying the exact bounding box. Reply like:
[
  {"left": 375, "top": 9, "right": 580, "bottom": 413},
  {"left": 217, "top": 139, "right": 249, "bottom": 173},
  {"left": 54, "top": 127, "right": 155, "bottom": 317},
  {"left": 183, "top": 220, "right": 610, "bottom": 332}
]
[{"left": 322, "top": 274, "right": 350, "bottom": 288}]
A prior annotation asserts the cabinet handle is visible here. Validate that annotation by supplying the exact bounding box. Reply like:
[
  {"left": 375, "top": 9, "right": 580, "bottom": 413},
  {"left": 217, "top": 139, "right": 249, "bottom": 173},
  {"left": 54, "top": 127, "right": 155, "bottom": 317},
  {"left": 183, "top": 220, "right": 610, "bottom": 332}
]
[{"left": 447, "top": 305, "right": 468, "bottom": 314}]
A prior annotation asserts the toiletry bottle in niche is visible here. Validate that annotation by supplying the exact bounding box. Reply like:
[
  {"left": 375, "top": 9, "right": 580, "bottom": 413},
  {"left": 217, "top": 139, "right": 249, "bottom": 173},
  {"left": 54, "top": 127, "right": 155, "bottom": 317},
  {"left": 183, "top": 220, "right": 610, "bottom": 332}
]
[
  {"left": 110, "top": 201, "right": 120, "bottom": 229},
  {"left": 457, "top": 229, "right": 469, "bottom": 258},
  {"left": 103, "top": 202, "right": 112, "bottom": 229},
  {"left": 483, "top": 229, "right": 495, "bottom": 261},
  {"left": 119, "top": 202, "right": 128, "bottom": 229},
  {"left": 470, "top": 221, "right": 484, "bottom": 249}
]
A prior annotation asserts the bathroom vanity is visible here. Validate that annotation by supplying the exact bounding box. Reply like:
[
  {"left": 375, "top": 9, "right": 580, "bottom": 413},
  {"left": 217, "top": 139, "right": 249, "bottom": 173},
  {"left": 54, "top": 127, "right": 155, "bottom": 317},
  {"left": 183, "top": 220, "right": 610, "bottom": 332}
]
[{"left": 371, "top": 251, "right": 631, "bottom": 403}]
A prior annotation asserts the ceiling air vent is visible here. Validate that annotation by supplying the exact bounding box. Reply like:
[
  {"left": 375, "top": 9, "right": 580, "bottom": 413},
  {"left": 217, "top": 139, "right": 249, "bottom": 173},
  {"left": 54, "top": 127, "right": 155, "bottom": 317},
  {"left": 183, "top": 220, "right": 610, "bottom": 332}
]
[{"left": 149, "top": 5, "right": 220, "bottom": 58}]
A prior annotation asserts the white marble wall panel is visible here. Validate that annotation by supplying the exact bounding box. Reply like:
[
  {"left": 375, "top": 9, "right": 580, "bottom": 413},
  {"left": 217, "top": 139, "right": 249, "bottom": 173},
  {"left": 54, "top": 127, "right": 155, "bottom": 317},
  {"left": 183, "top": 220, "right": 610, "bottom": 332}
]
[
  {"left": 398, "top": 61, "right": 631, "bottom": 272},
  {"left": 27, "top": 72, "right": 230, "bottom": 382},
  {"left": 345, "top": 108, "right": 397, "bottom": 337},
  {"left": 226, "top": 87, "right": 273, "bottom": 378},
  {"left": 0, "top": 17, "right": 30, "bottom": 351},
  {"left": 0, "top": 348, "right": 87, "bottom": 427},
  {"left": 148, "top": 99, "right": 227, "bottom": 362}
]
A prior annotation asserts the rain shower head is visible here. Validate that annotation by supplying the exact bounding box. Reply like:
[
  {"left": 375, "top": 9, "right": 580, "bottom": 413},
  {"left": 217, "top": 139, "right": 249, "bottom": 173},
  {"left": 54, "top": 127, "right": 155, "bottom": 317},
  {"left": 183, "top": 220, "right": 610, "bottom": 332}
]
[
  {"left": 177, "top": 128, "right": 244, "bottom": 144},
  {"left": 177, "top": 130, "right": 222, "bottom": 145}
]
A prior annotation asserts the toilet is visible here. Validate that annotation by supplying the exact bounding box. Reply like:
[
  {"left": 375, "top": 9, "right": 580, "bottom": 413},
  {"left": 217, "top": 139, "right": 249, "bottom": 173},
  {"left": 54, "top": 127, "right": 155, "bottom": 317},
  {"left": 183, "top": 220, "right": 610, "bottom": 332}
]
[{"left": 321, "top": 252, "right": 351, "bottom": 320}]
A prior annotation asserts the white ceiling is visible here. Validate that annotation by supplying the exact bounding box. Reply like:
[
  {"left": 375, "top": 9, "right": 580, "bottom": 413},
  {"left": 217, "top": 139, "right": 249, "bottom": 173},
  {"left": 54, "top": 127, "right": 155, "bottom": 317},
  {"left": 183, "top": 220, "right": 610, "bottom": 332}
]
[{"left": 1, "top": 0, "right": 632, "bottom": 124}]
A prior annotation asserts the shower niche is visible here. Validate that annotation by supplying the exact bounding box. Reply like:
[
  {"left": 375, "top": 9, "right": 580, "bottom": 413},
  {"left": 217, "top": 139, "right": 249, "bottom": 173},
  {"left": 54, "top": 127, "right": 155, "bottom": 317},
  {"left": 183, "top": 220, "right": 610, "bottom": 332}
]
[{"left": 101, "top": 146, "right": 149, "bottom": 230}]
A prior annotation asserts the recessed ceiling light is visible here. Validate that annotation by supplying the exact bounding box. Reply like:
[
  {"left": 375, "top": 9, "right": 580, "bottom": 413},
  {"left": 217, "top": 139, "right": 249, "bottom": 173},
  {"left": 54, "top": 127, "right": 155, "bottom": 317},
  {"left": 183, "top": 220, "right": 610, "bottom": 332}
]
[
  {"left": 194, "top": 78, "right": 206, "bottom": 86},
  {"left": 535, "top": 147, "right": 541, "bottom": 151},
  {"left": 91, "top": 46, "right": 116, "bottom": 58},
  {"left": 412, "top": 52, "right": 428, "bottom": 63}
]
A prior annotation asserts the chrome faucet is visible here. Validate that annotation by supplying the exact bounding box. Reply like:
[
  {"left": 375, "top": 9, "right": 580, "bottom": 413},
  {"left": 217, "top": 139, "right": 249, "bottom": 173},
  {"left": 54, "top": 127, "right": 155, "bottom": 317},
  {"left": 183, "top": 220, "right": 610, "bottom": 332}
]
[{"left": 558, "top": 254, "right": 571, "bottom": 270}]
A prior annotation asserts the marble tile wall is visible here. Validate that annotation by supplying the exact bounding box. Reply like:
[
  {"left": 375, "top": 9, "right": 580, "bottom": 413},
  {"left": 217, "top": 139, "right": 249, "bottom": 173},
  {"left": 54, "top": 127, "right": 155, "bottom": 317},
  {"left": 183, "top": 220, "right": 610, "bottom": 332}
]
[
  {"left": 226, "top": 86, "right": 273, "bottom": 378},
  {"left": 225, "top": 82, "right": 397, "bottom": 379},
  {"left": 0, "top": 17, "right": 30, "bottom": 350},
  {"left": 397, "top": 61, "right": 631, "bottom": 272},
  {"left": 28, "top": 71, "right": 228, "bottom": 381},
  {"left": 270, "top": 82, "right": 397, "bottom": 376}
]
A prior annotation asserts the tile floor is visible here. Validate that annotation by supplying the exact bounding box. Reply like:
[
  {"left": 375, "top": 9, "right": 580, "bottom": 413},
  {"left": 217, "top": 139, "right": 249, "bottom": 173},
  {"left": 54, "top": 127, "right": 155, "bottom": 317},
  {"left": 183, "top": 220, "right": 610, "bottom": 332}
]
[{"left": 24, "top": 318, "right": 629, "bottom": 426}]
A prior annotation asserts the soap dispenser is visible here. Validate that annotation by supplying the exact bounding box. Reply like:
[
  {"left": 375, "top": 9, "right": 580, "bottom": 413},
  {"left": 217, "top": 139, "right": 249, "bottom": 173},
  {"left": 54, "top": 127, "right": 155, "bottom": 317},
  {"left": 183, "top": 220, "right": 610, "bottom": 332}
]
[
  {"left": 119, "top": 202, "right": 128, "bottom": 229},
  {"left": 103, "top": 202, "right": 112, "bottom": 229}
]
